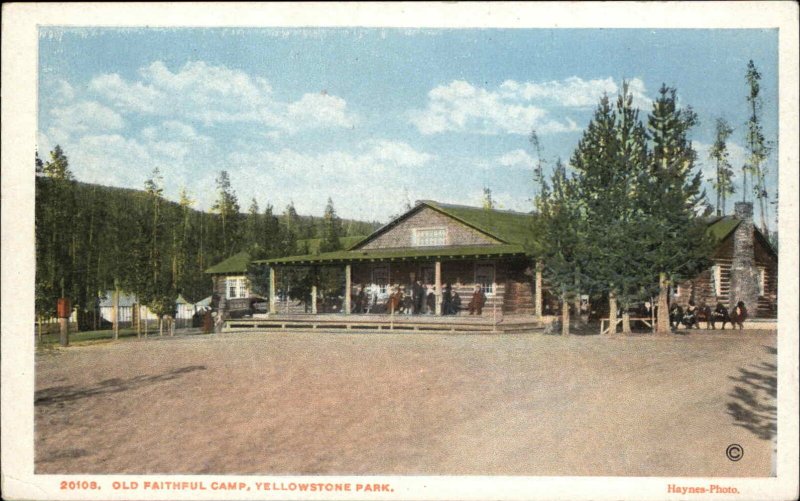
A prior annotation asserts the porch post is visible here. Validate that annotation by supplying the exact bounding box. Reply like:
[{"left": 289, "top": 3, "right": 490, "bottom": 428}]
[
  {"left": 344, "top": 264, "right": 352, "bottom": 315},
  {"left": 311, "top": 284, "right": 318, "bottom": 314},
  {"left": 269, "top": 265, "right": 277, "bottom": 314},
  {"left": 534, "top": 260, "right": 543, "bottom": 318},
  {"left": 435, "top": 260, "right": 442, "bottom": 316}
]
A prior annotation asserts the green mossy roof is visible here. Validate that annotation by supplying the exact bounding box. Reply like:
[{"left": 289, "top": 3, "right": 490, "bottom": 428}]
[
  {"left": 215, "top": 205, "right": 756, "bottom": 269},
  {"left": 204, "top": 251, "right": 251, "bottom": 274},
  {"left": 257, "top": 244, "right": 527, "bottom": 266},
  {"left": 705, "top": 216, "right": 741, "bottom": 242},
  {"left": 422, "top": 201, "right": 536, "bottom": 245}
]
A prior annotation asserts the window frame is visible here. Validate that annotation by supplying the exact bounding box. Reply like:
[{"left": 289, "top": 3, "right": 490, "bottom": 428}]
[
  {"left": 372, "top": 265, "right": 390, "bottom": 295},
  {"left": 474, "top": 263, "right": 496, "bottom": 296},
  {"left": 412, "top": 227, "right": 447, "bottom": 247},
  {"left": 225, "top": 276, "right": 249, "bottom": 300}
]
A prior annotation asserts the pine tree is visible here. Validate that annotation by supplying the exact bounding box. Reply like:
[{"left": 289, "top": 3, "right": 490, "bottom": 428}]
[
  {"left": 709, "top": 118, "right": 736, "bottom": 216},
  {"left": 482, "top": 187, "right": 495, "bottom": 210},
  {"left": 281, "top": 202, "right": 300, "bottom": 256},
  {"left": 744, "top": 60, "right": 772, "bottom": 235},
  {"left": 645, "top": 85, "right": 713, "bottom": 334},
  {"left": 584, "top": 86, "right": 651, "bottom": 333},
  {"left": 529, "top": 159, "right": 586, "bottom": 335},
  {"left": 262, "top": 203, "right": 282, "bottom": 258},
  {"left": 529, "top": 129, "right": 547, "bottom": 208},
  {"left": 211, "top": 170, "right": 241, "bottom": 256},
  {"left": 320, "top": 197, "right": 343, "bottom": 253}
]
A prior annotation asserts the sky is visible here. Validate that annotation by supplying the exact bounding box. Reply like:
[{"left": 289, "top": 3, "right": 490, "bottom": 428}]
[{"left": 37, "top": 28, "right": 779, "bottom": 225}]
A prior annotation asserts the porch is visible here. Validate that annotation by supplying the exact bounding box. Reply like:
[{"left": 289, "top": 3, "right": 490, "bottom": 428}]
[
  {"left": 255, "top": 249, "right": 544, "bottom": 319},
  {"left": 223, "top": 312, "right": 547, "bottom": 334}
]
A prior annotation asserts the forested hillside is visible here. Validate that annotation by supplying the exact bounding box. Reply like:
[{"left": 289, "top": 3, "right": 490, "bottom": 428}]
[{"left": 35, "top": 146, "right": 380, "bottom": 329}]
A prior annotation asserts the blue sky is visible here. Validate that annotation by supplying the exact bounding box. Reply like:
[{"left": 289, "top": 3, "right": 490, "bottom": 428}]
[{"left": 38, "top": 28, "right": 779, "bottom": 225}]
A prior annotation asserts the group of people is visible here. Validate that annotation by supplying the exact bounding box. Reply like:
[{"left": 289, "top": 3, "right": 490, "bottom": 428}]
[
  {"left": 351, "top": 281, "right": 488, "bottom": 316},
  {"left": 669, "top": 300, "right": 748, "bottom": 331}
]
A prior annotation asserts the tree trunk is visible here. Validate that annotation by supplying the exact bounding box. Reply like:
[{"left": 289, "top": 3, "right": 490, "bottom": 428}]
[
  {"left": 573, "top": 295, "right": 583, "bottom": 326},
  {"left": 607, "top": 291, "right": 618, "bottom": 335},
  {"left": 561, "top": 297, "right": 570, "bottom": 336},
  {"left": 112, "top": 283, "right": 119, "bottom": 340},
  {"left": 135, "top": 303, "right": 141, "bottom": 338},
  {"left": 622, "top": 310, "right": 632, "bottom": 335},
  {"left": 37, "top": 316, "right": 43, "bottom": 344},
  {"left": 657, "top": 273, "right": 670, "bottom": 334},
  {"left": 159, "top": 317, "right": 163, "bottom": 336}
]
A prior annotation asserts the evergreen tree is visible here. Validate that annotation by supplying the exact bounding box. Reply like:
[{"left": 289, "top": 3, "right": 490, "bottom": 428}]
[
  {"left": 319, "top": 197, "right": 343, "bottom": 253},
  {"left": 245, "top": 197, "right": 264, "bottom": 258},
  {"left": 211, "top": 170, "right": 241, "bottom": 256},
  {"left": 645, "top": 85, "right": 713, "bottom": 333},
  {"left": 529, "top": 129, "right": 548, "bottom": 208},
  {"left": 35, "top": 150, "right": 44, "bottom": 176},
  {"left": 744, "top": 60, "right": 772, "bottom": 234},
  {"left": 262, "top": 203, "right": 282, "bottom": 258},
  {"left": 709, "top": 118, "right": 736, "bottom": 216},
  {"left": 572, "top": 85, "right": 652, "bottom": 333},
  {"left": 529, "top": 159, "right": 586, "bottom": 335},
  {"left": 280, "top": 202, "right": 299, "bottom": 256},
  {"left": 482, "top": 187, "right": 495, "bottom": 210}
]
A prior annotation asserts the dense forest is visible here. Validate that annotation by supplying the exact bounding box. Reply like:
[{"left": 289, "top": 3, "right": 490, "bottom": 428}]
[{"left": 34, "top": 147, "right": 380, "bottom": 330}]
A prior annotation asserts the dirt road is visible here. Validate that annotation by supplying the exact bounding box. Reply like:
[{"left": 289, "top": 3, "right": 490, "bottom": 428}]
[{"left": 35, "top": 329, "right": 776, "bottom": 476}]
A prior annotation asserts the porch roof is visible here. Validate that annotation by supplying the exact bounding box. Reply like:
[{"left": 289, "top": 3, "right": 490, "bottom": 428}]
[{"left": 255, "top": 243, "right": 528, "bottom": 266}]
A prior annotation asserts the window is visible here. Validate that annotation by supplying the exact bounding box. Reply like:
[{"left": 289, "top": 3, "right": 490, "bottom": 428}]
[
  {"left": 373, "top": 266, "right": 389, "bottom": 295},
  {"left": 225, "top": 276, "right": 249, "bottom": 299},
  {"left": 475, "top": 264, "right": 495, "bottom": 295},
  {"left": 758, "top": 267, "right": 766, "bottom": 296},
  {"left": 413, "top": 228, "right": 446, "bottom": 247}
]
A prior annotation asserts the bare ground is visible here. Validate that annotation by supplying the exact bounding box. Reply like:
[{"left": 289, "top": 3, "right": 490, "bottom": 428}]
[{"left": 35, "top": 329, "right": 777, "bottom": 476}]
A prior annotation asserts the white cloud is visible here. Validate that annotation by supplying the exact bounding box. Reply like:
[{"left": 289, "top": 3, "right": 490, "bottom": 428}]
[
  {"left": 284, "top": 93, "right": 356, "bottom": 131},
  {"left": 365, "top": 139, "right": 434, "bottom": 167},
  {"left": 55, "top": 80, "right": 75, "bottom": 103},
  {"left": 497, "top": 149, "right": 535, "bottom": 168},
  {"left": 87, "top": 61, "right": 357, "bottom": 133},
  {"left": 49, "top": 100, "right": 125, "bottom": 136},
  {"left": 224, "top": 140, "right": 435, "bottom": 220},
  {"left": 410, "top": 77, "right": 650, "bottom": 136}
]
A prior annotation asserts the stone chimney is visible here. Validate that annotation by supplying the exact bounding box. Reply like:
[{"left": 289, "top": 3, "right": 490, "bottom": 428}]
[{"left": 729, "top": 202, "right": 759, "bottom": 314}]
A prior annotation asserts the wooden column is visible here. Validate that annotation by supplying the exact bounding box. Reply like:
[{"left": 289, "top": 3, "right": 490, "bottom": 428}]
[
  {"left": 58, "top": 318, "right": 69, "bottom": 347},
  {"left": 269, "top": 266, "right": 277, "bottom": 314},
  {"left": 435, "top": 260, "right": 442, "bottom": 316},
  {"left": 112, "top": 282, "right": 120, "bottom": 340},
  {"left": 344, "top": 264, "right": 352, "bottom": 315},
  {"left": 311, "top": 284, "right": 318, "bottom": 314},
  {"left": 534, "top": 261, "right": 543, "bottom": 318}
]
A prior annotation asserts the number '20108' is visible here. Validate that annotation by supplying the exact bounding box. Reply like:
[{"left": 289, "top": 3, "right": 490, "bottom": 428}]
[{"left": 60, "top": 480, "right": 99, "bottom": 490}]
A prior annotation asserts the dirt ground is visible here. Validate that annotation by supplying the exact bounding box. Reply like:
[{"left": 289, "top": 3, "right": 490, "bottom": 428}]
[{"left": 35, "top": 328, "right": 777, "bottom": 476}]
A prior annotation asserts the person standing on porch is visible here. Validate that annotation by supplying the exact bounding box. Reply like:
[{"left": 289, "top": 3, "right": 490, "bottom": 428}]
[
  {"left": 412, "top": 279, "right": 425, "bottom": 315},
  {"left": 442, "top": 284, "right": 453, "bottom": 315},
  {"left": 426, "top": 286, "right": 436, "bottom": 314},
  {"left": 468, "top": 285, "right": 487, "bottom": 315}
]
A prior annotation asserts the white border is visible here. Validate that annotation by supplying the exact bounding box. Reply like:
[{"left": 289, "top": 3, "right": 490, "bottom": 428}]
[{"left": 2, "top": 2, "right": 798, "bottom": 500}]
